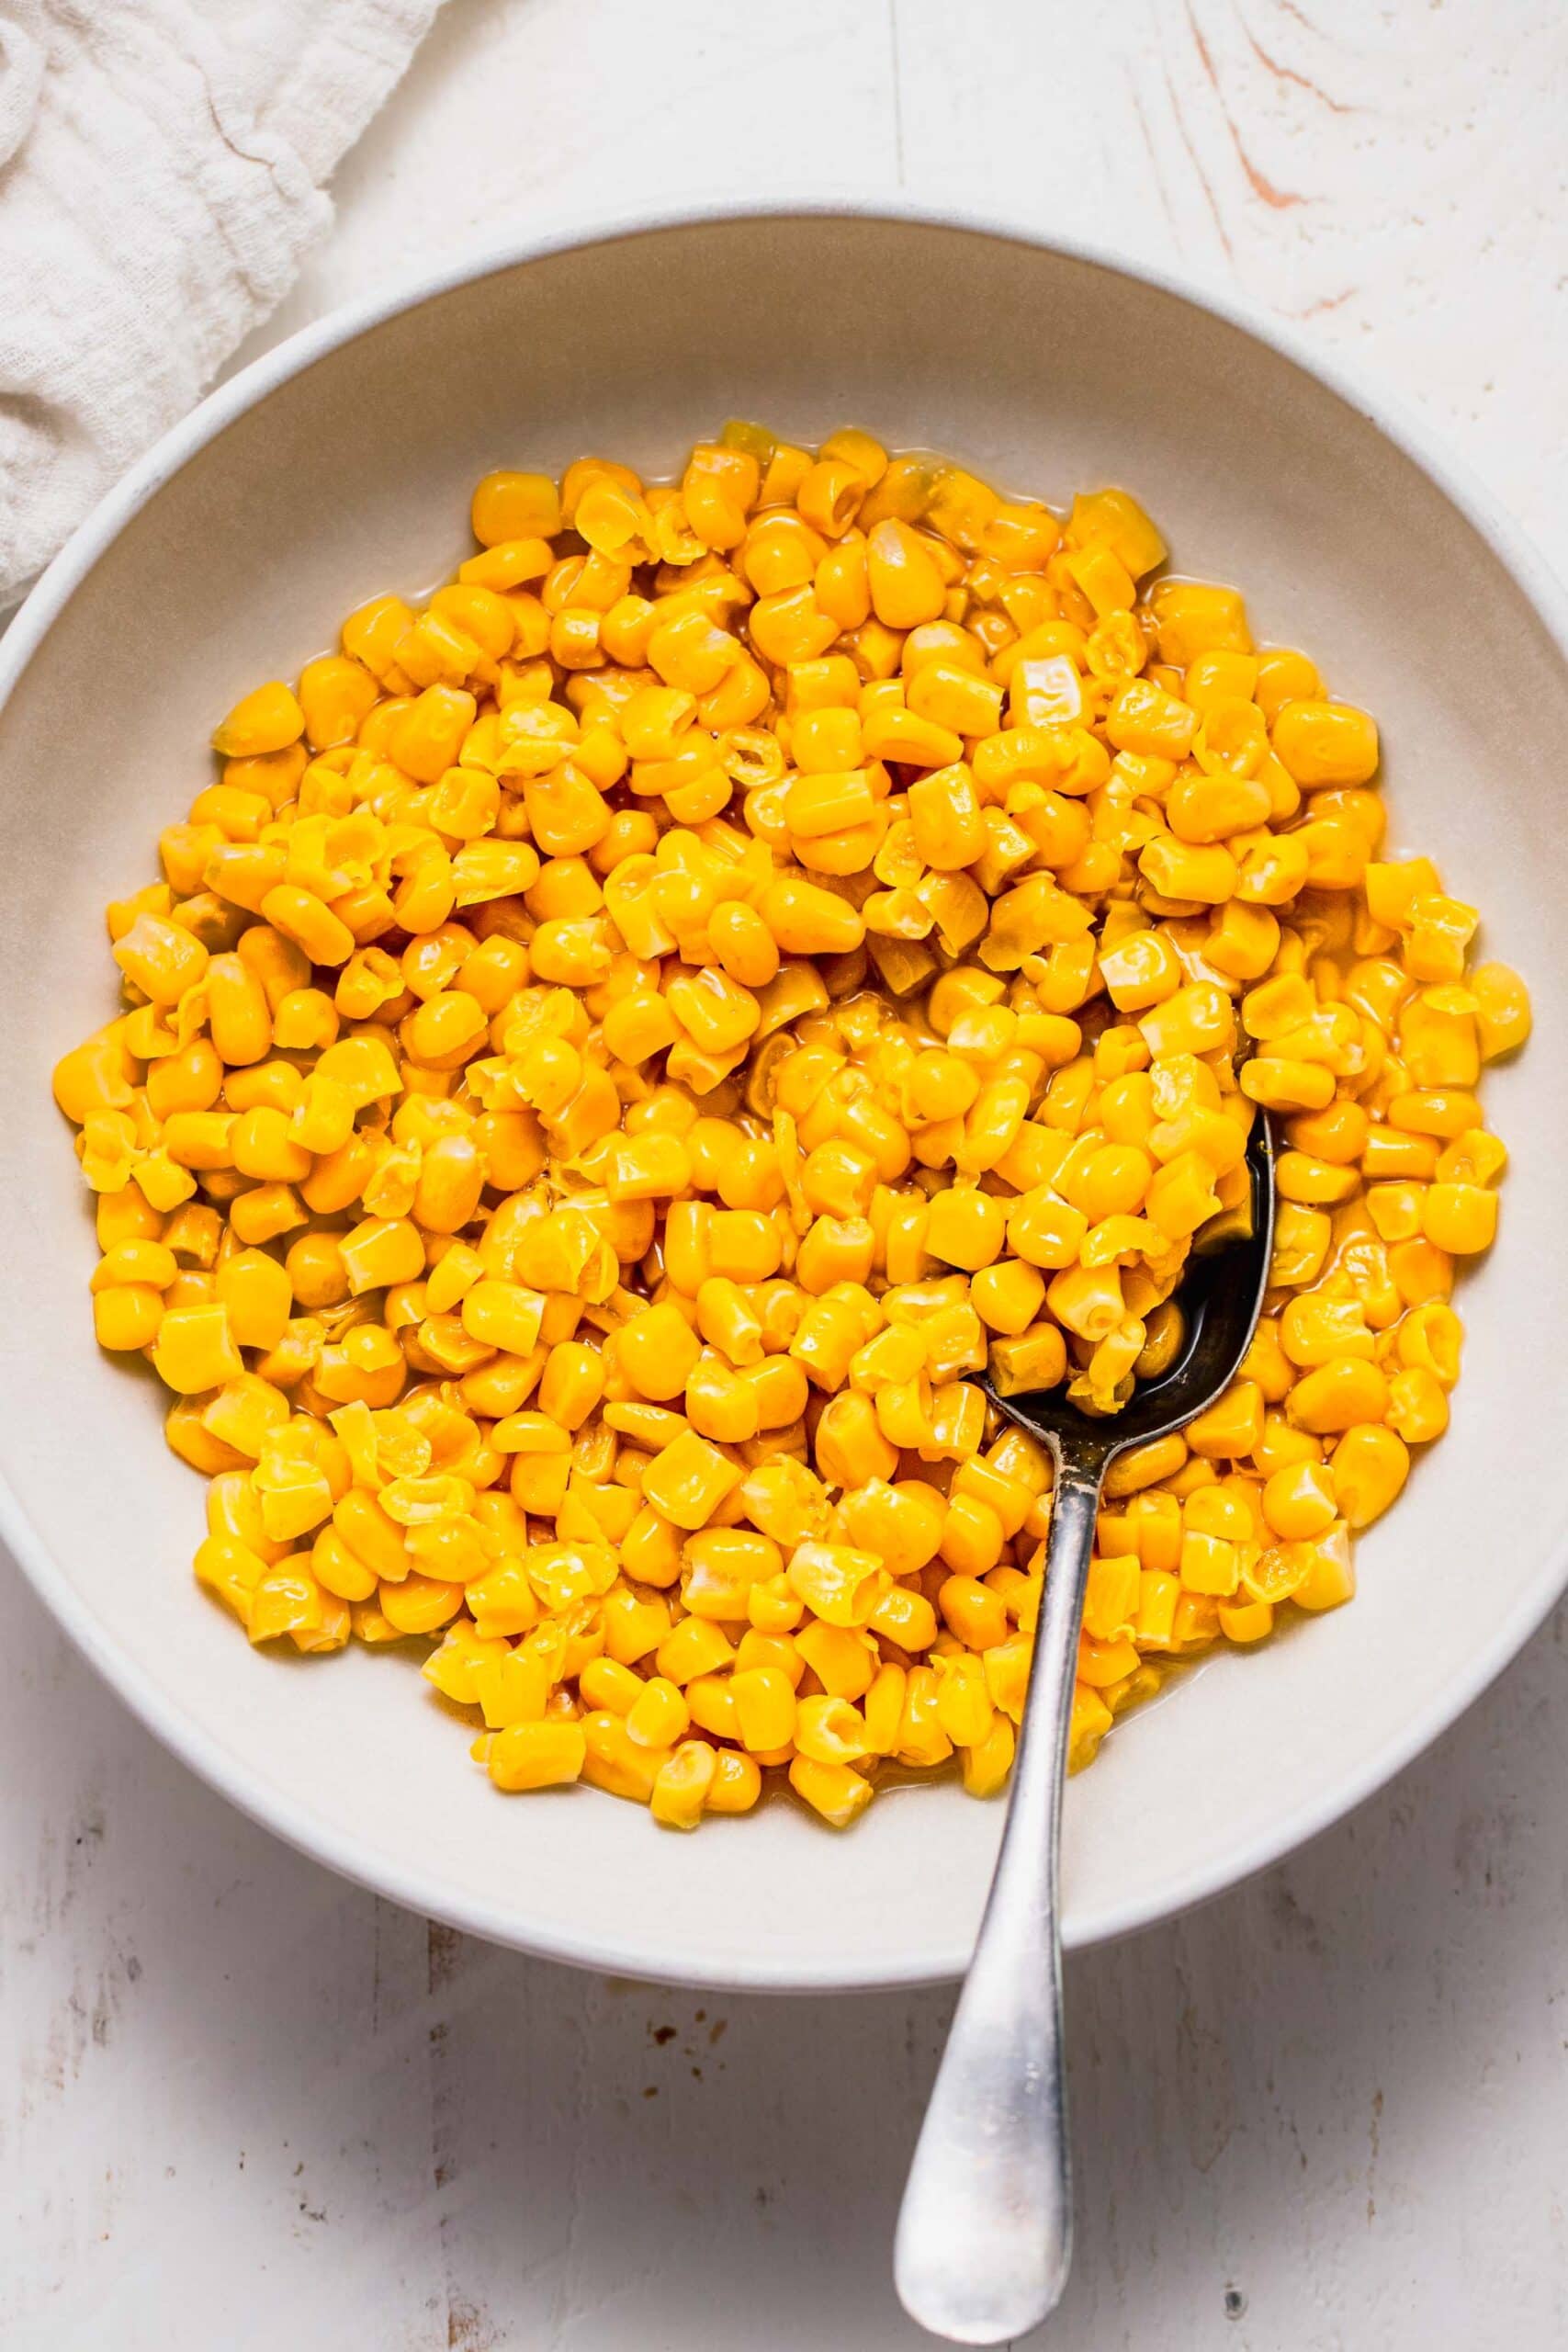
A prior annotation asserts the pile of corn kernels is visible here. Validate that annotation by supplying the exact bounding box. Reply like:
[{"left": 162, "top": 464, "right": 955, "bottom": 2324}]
[{"left": 53, "top": 425, "right": 1529, "bottom": 1830}]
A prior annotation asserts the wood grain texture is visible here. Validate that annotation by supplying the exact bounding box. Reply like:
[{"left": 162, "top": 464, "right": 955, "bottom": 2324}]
[{"left": 7, "top": 2, "right": 1568, "bottom": 2344}]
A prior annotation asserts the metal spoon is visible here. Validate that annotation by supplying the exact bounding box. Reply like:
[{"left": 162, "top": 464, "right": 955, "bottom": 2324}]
[{"left": 895, "top": 1114, "right": 1276, "bottom": 2346}]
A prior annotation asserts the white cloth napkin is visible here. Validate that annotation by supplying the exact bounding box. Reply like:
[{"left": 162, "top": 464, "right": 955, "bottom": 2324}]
[{"left": 0, "top": 0, "right": 444, "bottom": 612}]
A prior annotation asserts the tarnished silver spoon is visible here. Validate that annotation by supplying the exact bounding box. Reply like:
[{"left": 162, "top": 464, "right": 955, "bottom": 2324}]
[{"left": 896, "top": 1114, "right": 1276, "bottom": 2346}]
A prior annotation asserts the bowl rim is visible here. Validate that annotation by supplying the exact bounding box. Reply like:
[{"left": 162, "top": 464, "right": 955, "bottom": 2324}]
[{"left": 4, "top": 192, "right": 1566, "bottom": 1993}]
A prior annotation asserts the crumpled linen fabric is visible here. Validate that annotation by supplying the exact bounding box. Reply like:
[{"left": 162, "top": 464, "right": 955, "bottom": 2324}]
[{"left": 0, "top": 0, "right": 444, "bottom": 611}]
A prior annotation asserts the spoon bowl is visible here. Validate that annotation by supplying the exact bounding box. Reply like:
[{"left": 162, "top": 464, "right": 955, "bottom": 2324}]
[
  {"left": 896, "top": 1114, "right": 1275, "bottom": 2346},
  {"left": 1001, "top": 1110, "right": 1278, "bottom": 1463}
]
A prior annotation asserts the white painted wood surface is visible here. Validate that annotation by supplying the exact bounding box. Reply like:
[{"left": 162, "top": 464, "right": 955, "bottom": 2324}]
[{"left": 6, "top": 2, "right": 1568, "bottom": 2344}]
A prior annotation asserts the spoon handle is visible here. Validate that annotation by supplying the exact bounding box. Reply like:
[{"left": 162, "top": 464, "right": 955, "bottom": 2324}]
[{"left": 894, "top": 1444, "right": 1105, "bottom": 2346}]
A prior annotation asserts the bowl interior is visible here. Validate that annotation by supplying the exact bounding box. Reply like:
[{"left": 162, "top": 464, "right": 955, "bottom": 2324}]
[{"left": 3, "top": 212, "right": 1565, "bottom": 1988}]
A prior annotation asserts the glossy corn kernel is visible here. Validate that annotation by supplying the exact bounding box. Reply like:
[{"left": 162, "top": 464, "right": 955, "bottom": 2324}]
[
  {"left": 211, "top": 682, "right": 305, "bottom": 760},
  {"left": 787, "top": 1755, "right": 873, "bottom": 1827}
]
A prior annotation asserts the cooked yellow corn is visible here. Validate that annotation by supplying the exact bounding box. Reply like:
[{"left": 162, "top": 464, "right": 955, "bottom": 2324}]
[{"left": 54, "top": 425, "right": 1524, "bottom": 1830}]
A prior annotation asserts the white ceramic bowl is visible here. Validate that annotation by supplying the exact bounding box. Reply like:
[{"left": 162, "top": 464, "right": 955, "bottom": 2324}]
[{"left": 3, "top": 202, "right": 1565, "bottom": 1992}]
